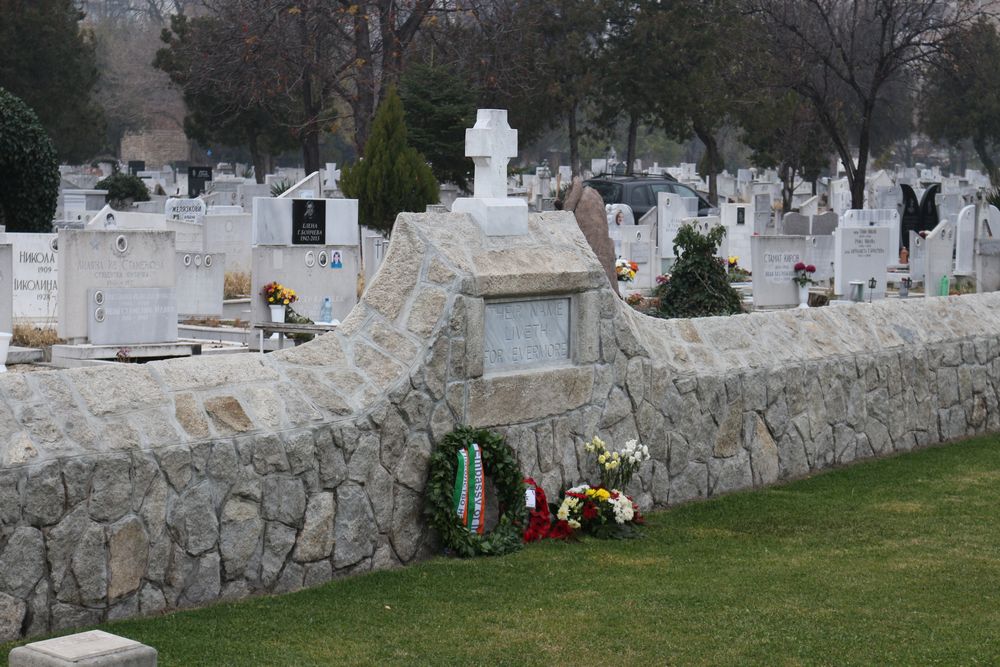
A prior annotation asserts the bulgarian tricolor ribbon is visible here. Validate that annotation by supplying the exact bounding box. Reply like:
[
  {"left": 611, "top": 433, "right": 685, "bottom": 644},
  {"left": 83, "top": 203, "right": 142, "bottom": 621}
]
[{"left": 452, "top": 444, "right": 486, "bottom": 534}]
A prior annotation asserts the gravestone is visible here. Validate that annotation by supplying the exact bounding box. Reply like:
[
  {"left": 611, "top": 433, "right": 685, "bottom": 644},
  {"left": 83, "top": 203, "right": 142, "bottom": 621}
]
[
  {"left": 811, "top": 211, "right": 839, "bottom": 236},
  {"left": 798, "top": 195, "right": 820, "bottom": 217},
  {"left": 923, "top": 220, "right": 956, "bottom": 297},
  {"left": 804, "top": 235, "right": 835, "bottom": 282},
  {"left": 57, "top": 230, "right": 177, "bottom": 344},
  {"left": 841, "top": 209, "right": 901, "bottom": 267},
  {"left": 362, "top": 228, "right": 390, "bottom": 286},
  {"left": 908, "top": 232, "right": 926, "bottom": 284},
  {"left": 88, "top": 205, "right": 204, "bottom": 252},
  {"left": 900, "top": 184, "right": 921, "bottom": 249},
  {"left": 253, "top": 198, "right": 358, "bottom": 246},
  {"left": 187, "top": 166, "right": 213, "bottom": 197},
  {"left": 62, "top": 189, "right": 108, "bottom": 223},
  {"left": 127, "top": 160, "right": 146, "bottom": 176},
  {"left": 607, "top": 204, "right": 634, "bottom": 257},
  {"left": 5, "top": 233, "right": 58, "bottom": 323},
  {"left": 203, "top": 214, "right": 252, "bottom": 273},
  {"left": 165, "top": 198, "right": 206, "bottom": 224},
  {"left": 452, "top": 109, "right": 529, "bottom": 236},
  {"left": 780, "top": 212, "right": 810, "bottom": 235},
  {"left": 918, "top": 184, "right": 940, "bottom": 231},
  {"left": 620, "top": 224, "right": 656, "bottom": 290},
  {"left": 176, "top": 251, "right": 225, "bottom": 318},
  {"left": 720, "top": 203, "right": 753, "bottom": 271},
  {"left": 753, "top": 193, "right": 773, "bottom": 234},
  {"left": 238, "top": 183, "right": 271, "bottom": 210},
  {"left": 0, "top": 244, "right": 13, "bottom": 332},
  {"left": 833, "top": 226, "right": 890, "bottom": 299},
  {"left": 955, "top": 204, "right": 976, "bottom": 275},
  {"left": 936, "top": 192, "right": 962, "bottom": 226},
  {"left": 751, "top": 235, "right": 807, "bottom": 308},
  {"left": 656, "top": 193, "right": 698, "bottom": 262},
  {"left": 976, "top": 203, "right": 1000, "bottom": 292},
  {"left": 251, "top": 196, "right": 362, "bottom": 325}
]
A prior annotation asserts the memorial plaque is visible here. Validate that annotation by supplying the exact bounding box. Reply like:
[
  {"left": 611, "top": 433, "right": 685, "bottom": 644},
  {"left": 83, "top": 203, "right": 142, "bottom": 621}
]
[
  {"left": 7, "top": 233, "right": 58, "bottom": 322},
  {"left": 484, "top": 297, "right": 571, "bottom": 372},
  {"left": 87, "top": 287, "right": 177, "bottom": 345},
  {"left": 292, "top": 199, "right": 327, "bottom": 244},
  {"left": 751, "top": 235, "right": 806, "bottom": 308},
  {"left": 165, "top": 198, "right": 207, "bottom": 224}
]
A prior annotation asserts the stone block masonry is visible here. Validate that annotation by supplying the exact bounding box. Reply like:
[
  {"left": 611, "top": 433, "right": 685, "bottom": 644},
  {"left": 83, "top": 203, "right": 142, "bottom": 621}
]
[{"left": 2, "top": 211, "right": 1000, "bottom": 641}]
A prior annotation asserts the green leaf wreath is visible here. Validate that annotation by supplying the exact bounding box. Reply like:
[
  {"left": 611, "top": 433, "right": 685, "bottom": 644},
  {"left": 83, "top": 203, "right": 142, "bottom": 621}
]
[{"left": 425, "top": 426, "right": 526, "bottom": 557}]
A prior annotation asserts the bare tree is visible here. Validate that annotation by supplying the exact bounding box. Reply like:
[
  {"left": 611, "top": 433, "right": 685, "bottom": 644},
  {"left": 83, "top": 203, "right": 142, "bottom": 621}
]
[{"left": 744, "top": 0, "right": 982, "bottom": 209}]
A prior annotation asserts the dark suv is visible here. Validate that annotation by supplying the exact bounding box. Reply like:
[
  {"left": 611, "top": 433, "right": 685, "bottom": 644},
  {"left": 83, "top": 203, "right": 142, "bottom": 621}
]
[{"left": 583, "top": 175, "right": 714, "bottom": 220}]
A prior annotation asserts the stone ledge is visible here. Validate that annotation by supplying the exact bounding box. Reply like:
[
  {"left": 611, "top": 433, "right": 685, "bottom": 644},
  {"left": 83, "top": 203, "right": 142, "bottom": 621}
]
[{"left": 467, "top": 366, "right": 595, "bottom": 427}]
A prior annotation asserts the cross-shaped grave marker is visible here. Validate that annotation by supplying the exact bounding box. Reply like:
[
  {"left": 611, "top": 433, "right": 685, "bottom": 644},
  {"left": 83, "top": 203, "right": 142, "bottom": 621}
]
[{"left": 452, "top": 109, "right": 529, "bottom": 236}]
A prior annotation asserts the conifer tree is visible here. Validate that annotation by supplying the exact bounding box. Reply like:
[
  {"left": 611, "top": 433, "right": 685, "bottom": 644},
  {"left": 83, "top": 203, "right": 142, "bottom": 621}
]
[
  {"left": 340, "top": 87, "right": 439, "bottom": 235},
  {"left": 0, "top": 88, "right": 59, "bottom": 233}
]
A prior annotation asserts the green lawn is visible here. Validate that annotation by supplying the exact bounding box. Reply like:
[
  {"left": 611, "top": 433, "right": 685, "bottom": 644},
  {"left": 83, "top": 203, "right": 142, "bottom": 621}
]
[{"left": 5, "top": 437, "right": 1000, "bottom": 666}]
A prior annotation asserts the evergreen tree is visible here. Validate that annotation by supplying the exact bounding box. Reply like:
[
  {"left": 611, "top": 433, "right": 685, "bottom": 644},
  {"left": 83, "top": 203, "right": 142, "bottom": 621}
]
[
  {"left": 0, "top": 0, "right": 105, "bottom": 163},
  {"left": 400, "top": 64, "right": 476, "bottom": 190},
  {"left": 0, "top": 88, "right": 59, "bottom": 233},
  {"left": 340, "top": 87, "right": 439, "bottom": 235},
  {"left": 655, "top": 224, "right": 742, "bottom": 318}
]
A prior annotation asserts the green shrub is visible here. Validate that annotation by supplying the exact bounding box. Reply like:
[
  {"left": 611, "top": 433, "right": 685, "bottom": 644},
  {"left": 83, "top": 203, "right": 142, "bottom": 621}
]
[
  {"left": 95, "top": 171, "right": 150, "bottom": 208},
  {"left": 0, "top": 87, "right": 59, "bottom": 232},
  {"left": 655, "top": 224, "right": 743, "bottom": 318},
  {"left": 340, "top": 86, "right": 439, "bottom": 235}
]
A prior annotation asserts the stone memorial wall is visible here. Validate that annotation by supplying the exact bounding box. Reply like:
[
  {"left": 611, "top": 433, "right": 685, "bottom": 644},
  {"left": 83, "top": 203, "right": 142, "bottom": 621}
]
[{"left": 3, "top": 211, "right": 1000, "bottom": 641}]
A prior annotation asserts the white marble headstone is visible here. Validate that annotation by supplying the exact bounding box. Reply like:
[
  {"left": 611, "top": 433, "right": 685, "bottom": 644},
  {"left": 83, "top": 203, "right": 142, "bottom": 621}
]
[
  {"left": 833, "top": 226, "right": 890, "bottom": 299},
  {"left": 751, "top": 235, "right": 807, "bottom": 308}
]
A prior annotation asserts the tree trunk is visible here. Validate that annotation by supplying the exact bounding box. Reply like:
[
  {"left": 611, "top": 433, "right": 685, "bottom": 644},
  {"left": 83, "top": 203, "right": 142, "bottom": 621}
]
[
  {"left": 567, "top": 104, "right": 580, "bottom": 176},
  {"left": 849, "top": 108, "right": 872, "bottom": 209},
  {"left": 352, "top": 13, "right": 375, "bottom": 153},
  {"left": 625, "top": 111, "right": 638, "bottom": 175},
  {"left": 781, "top": 163, "right": 795, "bottom": 212},
  {"left": 973, "top": 134, "right": 999, "bottom": 186},
  {"left": 693, "top": 125, "right": 720, "bottom": 206},
  {"left": 249, "top": 135, "right": 266, "bottom": 184}
]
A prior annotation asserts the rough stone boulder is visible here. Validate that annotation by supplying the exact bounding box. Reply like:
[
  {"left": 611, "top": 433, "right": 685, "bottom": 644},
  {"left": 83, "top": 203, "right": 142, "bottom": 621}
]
[{"left": 563, "top": 177, "right": 618, "bottom": 294}]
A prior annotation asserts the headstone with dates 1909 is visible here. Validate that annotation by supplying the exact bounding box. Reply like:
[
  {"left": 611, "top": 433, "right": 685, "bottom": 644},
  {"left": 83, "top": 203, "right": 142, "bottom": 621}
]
[{"left": 452, "top": 109, "right": 529, "bottom": 236}]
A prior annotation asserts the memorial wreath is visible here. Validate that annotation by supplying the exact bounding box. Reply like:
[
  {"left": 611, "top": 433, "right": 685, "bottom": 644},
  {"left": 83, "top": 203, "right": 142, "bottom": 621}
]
[{"left": 426, "top": 426, "right": 526, "bottom": 557}]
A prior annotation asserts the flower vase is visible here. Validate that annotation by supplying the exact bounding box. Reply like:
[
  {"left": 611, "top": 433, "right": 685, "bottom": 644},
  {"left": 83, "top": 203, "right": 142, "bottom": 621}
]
[
  {"left": 797, "top": 284, "right": 809, "bottom": 309},
  {"left": 269, "top": 304, "right": 286, "bottom": 323}
]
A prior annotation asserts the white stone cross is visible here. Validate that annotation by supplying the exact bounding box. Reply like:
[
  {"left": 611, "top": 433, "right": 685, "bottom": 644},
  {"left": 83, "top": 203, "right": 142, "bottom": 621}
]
[
  {"left": 452, "top": 108, "right": 529, "bottom": 236},
  {"left": 466, "top": 110, "right": 517, "bottom": 199}
]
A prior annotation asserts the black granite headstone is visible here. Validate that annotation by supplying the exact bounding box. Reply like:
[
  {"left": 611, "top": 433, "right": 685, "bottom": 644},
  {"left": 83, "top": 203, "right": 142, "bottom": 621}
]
[
  {"left": 900, "top": 184, "right": 921, "bottom": 250},
  {"left": 918, "top": 183, "right": 940, "bottom": 232},
  {"left": 187, "top": 166, "right": 213, "bottom": 197},
  {"left": 292, "top": 199, "right": 326, "bottom": 244}
]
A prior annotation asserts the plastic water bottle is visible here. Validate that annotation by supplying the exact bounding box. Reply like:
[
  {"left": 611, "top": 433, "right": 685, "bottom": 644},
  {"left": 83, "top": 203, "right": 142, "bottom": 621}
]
[
  {"left": 939, "top": 274, "right": 950, "bottom": 297},
  {"left": 320, "top": 297, "right": 333, "bottom": 323}
]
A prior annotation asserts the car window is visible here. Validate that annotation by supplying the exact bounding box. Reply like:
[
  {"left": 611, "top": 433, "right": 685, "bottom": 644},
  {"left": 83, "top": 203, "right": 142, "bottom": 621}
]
[
  {"left": 585, "top": 181, "right": 622, "bottom": 204},
  {"left": 673, "top": 183, "right": 699, "bottom": 199},
  {"left": 648, "top": 183, "right": 674, "bottom": 204},
  {"left": 630, "top": 186, "right": 651, "bottom": 208}
]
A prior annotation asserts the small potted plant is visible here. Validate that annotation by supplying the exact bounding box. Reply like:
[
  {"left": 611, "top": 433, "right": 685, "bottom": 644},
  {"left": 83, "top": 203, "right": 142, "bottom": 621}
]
[
  {"left": 792, "top": 262, "right": 816, "bottom": 308},
  {"left": 261, "top": 281, "right": 297, "bottom": 322}
]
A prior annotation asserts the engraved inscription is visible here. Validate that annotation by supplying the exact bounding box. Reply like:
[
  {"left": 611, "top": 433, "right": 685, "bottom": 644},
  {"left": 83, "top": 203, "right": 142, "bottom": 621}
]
[{"left": 484, "top": 297, "right": 571, "bottom": 371}]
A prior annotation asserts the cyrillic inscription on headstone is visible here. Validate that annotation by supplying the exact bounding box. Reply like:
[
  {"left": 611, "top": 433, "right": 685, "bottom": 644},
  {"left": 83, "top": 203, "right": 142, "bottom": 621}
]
[
  {"left": 292, "top": 199, "right": 326, "bottom": 244},
  {"left": 484, "top": 297, "right": 571, "bottom": 371}
]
